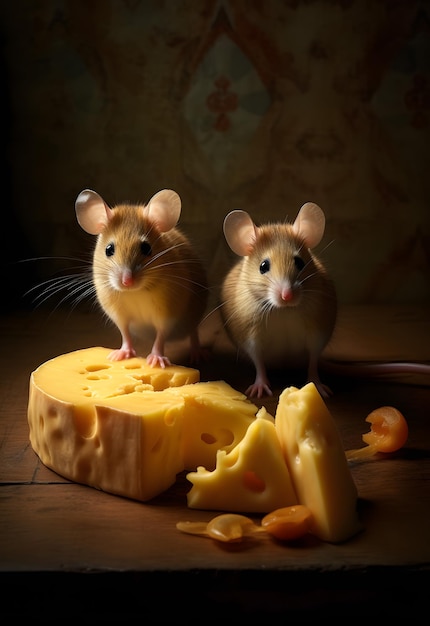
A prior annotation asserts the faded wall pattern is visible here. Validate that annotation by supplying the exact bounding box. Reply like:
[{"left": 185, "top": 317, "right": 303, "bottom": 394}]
[{"left": 1, "top": 0, "right": 429, "bottom": 311}]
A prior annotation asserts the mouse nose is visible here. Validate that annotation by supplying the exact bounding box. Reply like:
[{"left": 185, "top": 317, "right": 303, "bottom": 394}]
[
  {"left": 281, "top": 287, "right": 293, "bottom": 302},
  {"left": 121, "top": 269, "right": 134, "bottom": 287}
]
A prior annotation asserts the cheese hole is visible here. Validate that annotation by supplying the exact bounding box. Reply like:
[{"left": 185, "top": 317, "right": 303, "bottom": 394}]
[
  {"left": 86, "top": 374, "right": 109, "bottom": 380},
  {"left": 85, "top": 364, "right": 111, "bottom": 372},
  {"left": 131, "top": 374, "right": 151, "bottom": 384},
  {"left": 74, "top": 407, "right": 97, "bottom": 438},
  {"left": 200, "top": 429, "right": 234, "bottom": 446},
  {"left": 117, "top": 384, "right": 139, "bottom": 395},
  {"left": 81, "top": 386, "right": 92, "bottom": 398},
  {"left": 201, "top": 432, "right": 216, "bottom": 444},
  {"left": 242, "top": 470, "right": 266, "bottom": 493}
]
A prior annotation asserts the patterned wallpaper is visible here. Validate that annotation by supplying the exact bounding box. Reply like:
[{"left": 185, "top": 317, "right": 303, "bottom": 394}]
[{"left": 2, "top": 0, "right": 429, "bottom": 310}]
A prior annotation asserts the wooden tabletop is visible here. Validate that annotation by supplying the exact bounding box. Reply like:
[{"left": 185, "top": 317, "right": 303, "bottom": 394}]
[{"left": 1, "top": 306, "right": 429, "bottom": 620}]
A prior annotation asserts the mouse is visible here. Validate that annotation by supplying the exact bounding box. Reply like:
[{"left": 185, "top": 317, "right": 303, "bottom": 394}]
[
  {"left": 75, "top": 188, "right": 208, "bottom": 367},
  {"left": 220, "top": 202, "right": 337, "bottom": 399},
  {"left": 221, "top": 204, "right": 430, "bottom": 399}
]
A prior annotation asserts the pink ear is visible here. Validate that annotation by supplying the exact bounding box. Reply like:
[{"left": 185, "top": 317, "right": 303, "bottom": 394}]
[
  {"left": 223, "top": 210, "right": 258, "bottom": 257},
  {"left": 75, "top": 189, "right": 113, "bottom": 235},
  {"left": 292, "top": 202, "right": 325, "bottom": 249},
  {"left": 145, "top": 189, "right": 181, "bottom": 232}
]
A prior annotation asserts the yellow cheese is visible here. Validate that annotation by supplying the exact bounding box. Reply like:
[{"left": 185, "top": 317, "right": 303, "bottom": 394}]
[
  {"left": 165, "top": 380, "right": 259, "bottom": 471},
  {"left": 186, "top": 408, "right": 298, "bottom": 513},
  {"left": 275, "top": 383, "right": 361, "bottom": 543},
  {"left": 28, "top": 347, "right": 258, "bottom": 502},
  {"left": 28, "top": 348, "right": 361, "bottom": 543},
  {"left": 31, "top": 346, "right": 200, "bottom": 397}
]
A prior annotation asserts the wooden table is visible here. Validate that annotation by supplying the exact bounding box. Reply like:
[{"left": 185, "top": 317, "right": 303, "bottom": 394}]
[{"left": 1, "top": 307, "right": 429, "bottom": 620}]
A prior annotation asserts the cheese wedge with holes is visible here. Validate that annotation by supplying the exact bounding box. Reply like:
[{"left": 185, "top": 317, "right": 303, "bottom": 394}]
[
  {"left": 186, "top": 407, "right": 298, "bottom": 513},
  {"left": 275, "top": 382, "right": 361, "bottom": 543},
  {"left": 28, "top": 347, "right": 258, "bottom": 502}
]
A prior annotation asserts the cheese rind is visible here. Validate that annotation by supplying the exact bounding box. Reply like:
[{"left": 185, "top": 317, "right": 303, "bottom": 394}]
[
  {"left": 186, "top": 408, "right": 298, "bottom": 513},
  {"left": 275, "top": 383, "right": 361, "bottom": 543},
  {"left": 28, "top": 347, "right": 259, "bottom": 502}
]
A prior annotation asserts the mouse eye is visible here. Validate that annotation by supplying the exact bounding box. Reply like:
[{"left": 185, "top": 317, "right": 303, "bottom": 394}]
[
  {"left": 294, "top": 256, "right": 305, "bottom": 272},
  {"left": 260, "top": 259, "right": 270, "bottom": 274},
  {"left": 140, "top": 241, "right": 152, "bottom": 256},
  {"left": 105, "top": 243, "right": 115, "bottom": 257},
  {"left": 294, "top": 256, "right": 305, "bottom": 271}
]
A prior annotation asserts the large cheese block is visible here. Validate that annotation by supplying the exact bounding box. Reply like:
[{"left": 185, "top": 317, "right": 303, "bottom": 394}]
[
  {"left": 275, "top": 383, "right": 361, "bottom": 543},
  {"left": 28, "top": 347, "right": 258, "bottom": 502}
]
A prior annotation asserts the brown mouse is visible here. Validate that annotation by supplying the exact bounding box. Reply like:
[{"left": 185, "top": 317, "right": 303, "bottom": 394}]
[
  {"left": 75, "top": 188, "right": 208, "bottom": 366},
  {"left": 221, "top": 202, "right": 337, "bottom": 399}
]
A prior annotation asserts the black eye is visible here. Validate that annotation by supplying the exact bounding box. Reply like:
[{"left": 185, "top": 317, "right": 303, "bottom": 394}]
[
  {"left": 260, "top": 259, "right": 270, "bottom": 274},
  {"left": 105, "top": 243, "right": 115, "bottom": 257},
  {"left": 294, "top": 256, "right": 305, "bottom": 271},
  {"left": 140, "top": 241, "right": 152, "bottom": 256}
]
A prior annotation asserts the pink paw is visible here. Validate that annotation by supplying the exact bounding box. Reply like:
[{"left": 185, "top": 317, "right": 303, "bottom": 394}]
[
  {"left": 246, "top": 381, "right": 273, "bottom": 399},
  {"left": 108, "top": 347, "right": 137, "bottom": 361},
  {"left": 146, "top": 353, "right": 171, "bottom": 368}
]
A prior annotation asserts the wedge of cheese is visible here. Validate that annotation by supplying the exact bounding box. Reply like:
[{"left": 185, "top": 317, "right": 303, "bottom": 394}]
[
  {"left": 28, "top": 347, "right": 258, "bottom": 502},
  {"left": 275, "top": 383, "right": 361, "bottom": 543},
  {"left": 186, "top": 408, "right": 298, "bottom": 513}
]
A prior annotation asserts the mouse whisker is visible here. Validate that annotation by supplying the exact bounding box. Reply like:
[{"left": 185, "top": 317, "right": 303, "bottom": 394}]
[
  {"left": 20, "top": 255, "right": 97, "bottom": 312},
  {"left": 142, "top": 241, "right": 187, "bottom": 269},
  {"left": 27, "top": 274, "right": 95, "bottom": 309},
  {"left": 200, "top": 300, "right": 226, "bottom": 326}
]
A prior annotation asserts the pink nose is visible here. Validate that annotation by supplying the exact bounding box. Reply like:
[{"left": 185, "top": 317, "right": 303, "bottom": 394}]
[
  {"left": 122, "top": 270, "right": 134, "bottom": 287},
  {"left": 281, "top": 288, "right": 293, "bottom": 302}
]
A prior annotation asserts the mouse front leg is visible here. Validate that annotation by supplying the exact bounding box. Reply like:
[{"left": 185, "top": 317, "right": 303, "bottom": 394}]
[
  {"left": 244, "top": 339, "right": 273, "bottom": 398},
  {"left": 307, "top": 350, "right": 332, "bottom": 399},
  {"left": 188, "top": 328, "right": 211, "bottom": 365}
]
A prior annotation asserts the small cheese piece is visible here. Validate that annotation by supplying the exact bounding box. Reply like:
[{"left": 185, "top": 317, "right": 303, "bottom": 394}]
[
  {"left": 28, "top": 347, "right": 259, "bottom": 502},
  {"left": 275, "top": 383, "right": 361, "bottom": 543},
  {"left": 186, "top": 408, "right": 298, "bottom": 513}
]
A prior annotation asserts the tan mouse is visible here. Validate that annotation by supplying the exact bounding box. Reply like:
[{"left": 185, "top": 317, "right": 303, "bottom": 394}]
[
  {"left": 75, "top": 188, "right": 208, "bottom": 367},
  {"left": 221, "top": 203, "right": 337, "bottom": 398}
]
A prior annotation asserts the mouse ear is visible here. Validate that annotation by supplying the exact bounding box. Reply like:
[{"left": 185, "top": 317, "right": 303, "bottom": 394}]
[
  {"left": 75, "top": 189, "right": 113, "bottom": 235},
  {"left": 292, "top": 202, "right": 326, "bottom": 249},
  {"left": 146, "top": 189, "right": 181, "bottom": 232},
  {"left": 223, "top": 210, "right": 258, "bottom": 256}
]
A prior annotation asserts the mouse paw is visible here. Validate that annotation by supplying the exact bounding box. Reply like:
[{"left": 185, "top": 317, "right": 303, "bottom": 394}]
[
  {"left": 246, "top": 381, "right": 273, "bottom": 399},
  {"left": 108, "top": 347, "right": 137, "bottom": 361},
  {"left": 146, "top": 353, "right": 171, "bottom": 368}
]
